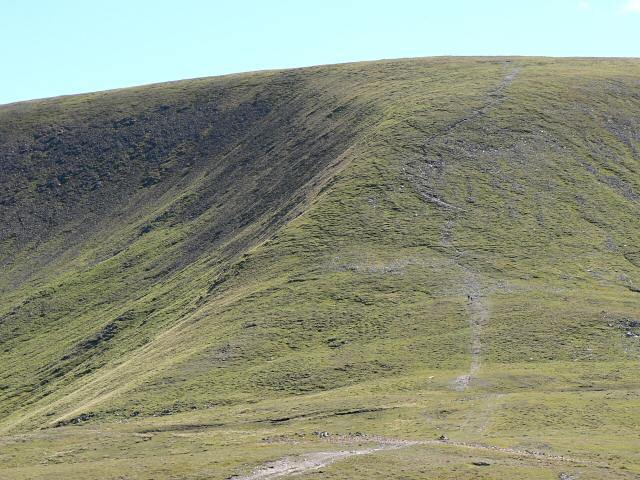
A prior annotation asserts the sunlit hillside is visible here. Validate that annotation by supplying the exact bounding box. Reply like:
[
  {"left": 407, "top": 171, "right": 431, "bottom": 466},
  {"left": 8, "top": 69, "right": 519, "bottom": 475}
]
[{"left": 1, "top": 57, "right": 639, "bottom": 479}]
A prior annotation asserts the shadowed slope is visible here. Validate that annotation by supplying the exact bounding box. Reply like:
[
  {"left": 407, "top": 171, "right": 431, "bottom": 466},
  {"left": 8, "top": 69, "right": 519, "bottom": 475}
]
[{"left": 0, "top": 65, "right": 380, "bottom": 428}]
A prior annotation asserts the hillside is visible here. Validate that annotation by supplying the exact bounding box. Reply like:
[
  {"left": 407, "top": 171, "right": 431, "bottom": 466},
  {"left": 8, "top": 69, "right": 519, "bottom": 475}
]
[{"left": 1, "top": 57, "right": 639, "bottom": 479}]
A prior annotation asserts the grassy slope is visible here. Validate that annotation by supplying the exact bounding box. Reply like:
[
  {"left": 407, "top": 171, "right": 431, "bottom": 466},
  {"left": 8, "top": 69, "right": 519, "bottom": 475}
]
[{"left": 1, "top": 57, "right": 639, "bottom": 479}]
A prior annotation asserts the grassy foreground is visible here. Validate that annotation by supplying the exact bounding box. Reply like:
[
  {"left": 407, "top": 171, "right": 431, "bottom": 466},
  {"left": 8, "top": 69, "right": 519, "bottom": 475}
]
[{"left": 1, "top": 57, "right": 639, "bottom": 478}]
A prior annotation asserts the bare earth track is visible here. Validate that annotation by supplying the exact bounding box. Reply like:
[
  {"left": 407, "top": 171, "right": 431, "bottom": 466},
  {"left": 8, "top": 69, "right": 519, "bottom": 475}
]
[
  {"left": 236, "top": 444, "right": 405, "bottom": 480},
  {"left": 453, "top": 273, "right": 490, "bottom": 390},
  {"left": 237, "top": 434, "right": 612, "bottom": 479}
]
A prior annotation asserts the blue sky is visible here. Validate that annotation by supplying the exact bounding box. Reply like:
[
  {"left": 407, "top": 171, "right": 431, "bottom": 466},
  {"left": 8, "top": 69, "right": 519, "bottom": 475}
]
[{"left": 2, "top": 0, "right": 639, "bottom": 104}]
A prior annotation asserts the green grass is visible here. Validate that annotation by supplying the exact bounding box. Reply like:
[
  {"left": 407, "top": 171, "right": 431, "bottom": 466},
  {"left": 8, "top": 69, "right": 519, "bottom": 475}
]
[{"left": 1, "top": 57, "right": 639, "bottom": 478}]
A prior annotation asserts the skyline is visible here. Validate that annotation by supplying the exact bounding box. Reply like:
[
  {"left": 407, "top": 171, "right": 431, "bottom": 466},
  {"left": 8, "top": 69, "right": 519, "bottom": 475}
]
[{"left": 2, "top": 0, "right": 640, "bottom": 105}]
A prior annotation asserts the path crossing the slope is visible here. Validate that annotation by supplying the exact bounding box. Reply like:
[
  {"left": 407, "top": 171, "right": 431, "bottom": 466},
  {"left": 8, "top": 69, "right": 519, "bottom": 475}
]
[{"left": 236, "top": 434, "right": 611, "bottom": 480}]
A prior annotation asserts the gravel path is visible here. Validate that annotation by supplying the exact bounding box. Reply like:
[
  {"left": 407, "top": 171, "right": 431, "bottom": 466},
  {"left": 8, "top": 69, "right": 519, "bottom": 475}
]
[
  {"left": 236, "top": 442, "right": 409, "bottom": 479},
  {"left": 235, "top": 433, "right": 609, "bottom": 479},
  {"left": 453, "top": 273, "right": 490, "bottom": 391}
]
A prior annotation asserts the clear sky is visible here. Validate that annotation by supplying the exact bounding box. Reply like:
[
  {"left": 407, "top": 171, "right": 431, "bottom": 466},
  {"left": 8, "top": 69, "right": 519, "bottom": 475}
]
[{"left": 2, "top": 0, "right": 639, "bottom": 105}]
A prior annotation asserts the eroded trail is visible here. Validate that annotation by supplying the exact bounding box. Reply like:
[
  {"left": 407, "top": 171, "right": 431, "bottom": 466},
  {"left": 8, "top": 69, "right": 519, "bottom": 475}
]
[
  {"left": 236, "top": 442, "right": 410, "bottom": 480},
  {"left": 422, "top": 65, "right": 520, "bottom": 145},
  {"left": 421, "top": 66, "right": 515, "bottom": 392},
  {"left": 453, "top": 273, "right": 490, "bottom": 391},
  {"left": 236, "top": 434, "right": 611, "bottom": 480}
]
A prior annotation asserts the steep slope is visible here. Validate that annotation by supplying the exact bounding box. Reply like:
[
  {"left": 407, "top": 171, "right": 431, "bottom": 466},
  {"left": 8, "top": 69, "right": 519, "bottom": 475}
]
[
  {"left": 0, "top": 68, "right": 378, "bottom": 427},
  {"left": 1, "top": 57, "right": 639, "bottom": 479}
]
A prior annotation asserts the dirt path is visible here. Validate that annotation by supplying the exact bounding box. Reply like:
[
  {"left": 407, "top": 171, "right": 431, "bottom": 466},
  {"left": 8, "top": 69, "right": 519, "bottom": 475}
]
[
  {"left": 420, "top": 69, "right": 516, "bottom": 392},
  {"left": 236, "top": 442, "right": 411, "bottom": 480},
  {"left": 439, "top": 212, "right": 491, "bottom": 392},
  {"left": 236, "top": 434, "right": 610, "bottom": 479},
  {"left": 402, "top": 62, "right": 521, "bottom": 224},
  {"left": 453, "top": 272, "right": 489, "bottom": 391},
  {"left": 423, "top": 65, "right": 520, "bottom": 147}
]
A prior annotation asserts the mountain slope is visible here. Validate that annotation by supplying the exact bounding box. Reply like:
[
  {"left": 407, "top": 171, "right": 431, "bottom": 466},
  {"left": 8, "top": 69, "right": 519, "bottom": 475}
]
[{"left": 1, "top": 57, "right": 639, "bottom": 479}]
